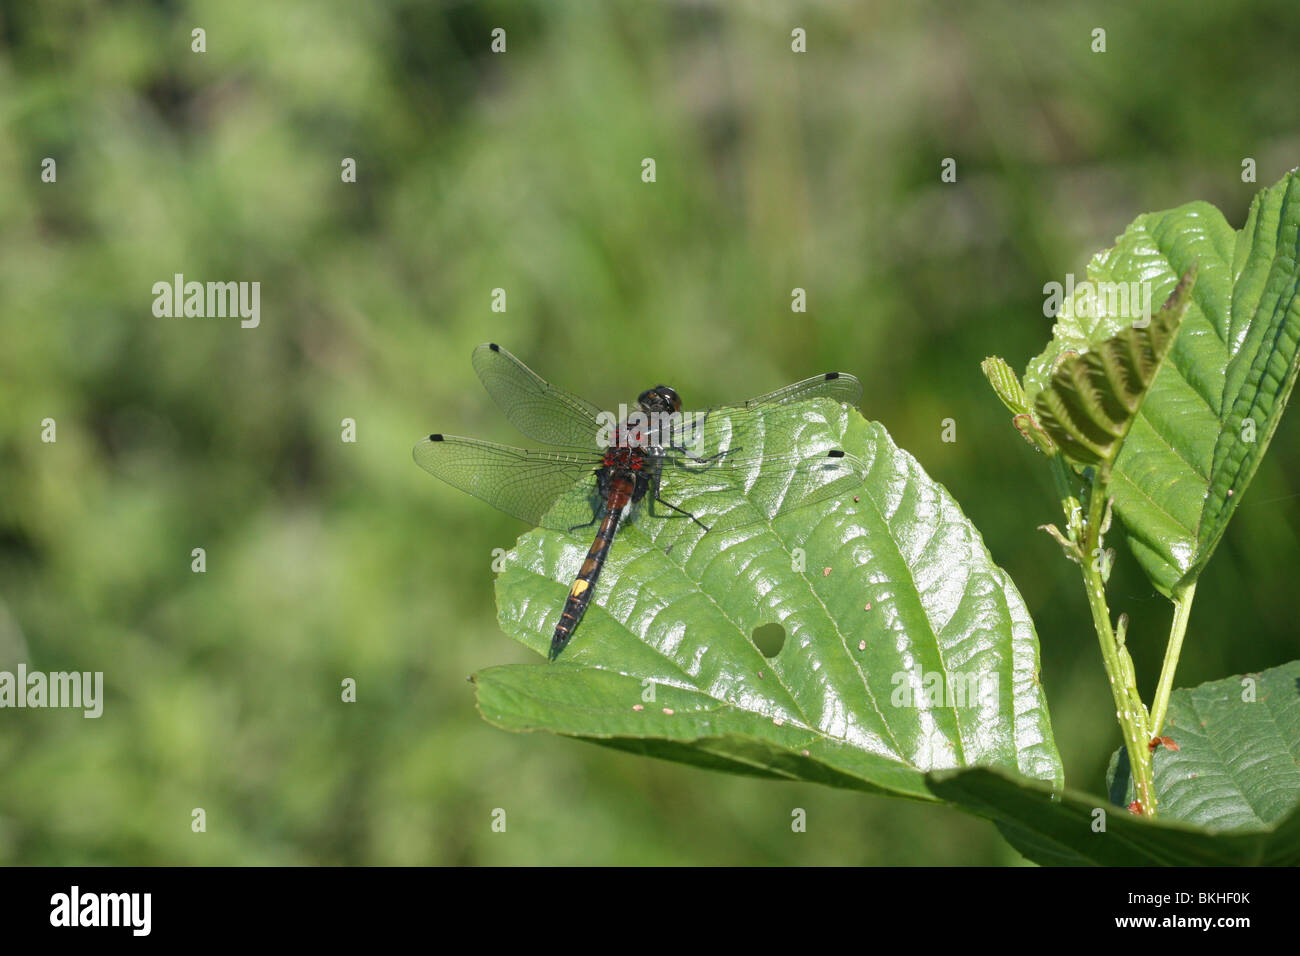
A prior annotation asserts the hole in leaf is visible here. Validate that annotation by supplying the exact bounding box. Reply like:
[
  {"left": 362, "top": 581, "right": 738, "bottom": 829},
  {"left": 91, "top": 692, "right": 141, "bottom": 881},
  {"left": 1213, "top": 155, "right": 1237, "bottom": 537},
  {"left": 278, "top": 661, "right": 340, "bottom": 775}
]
[{"left": 751, "top": 622, "right": 786, "bottom": 658}]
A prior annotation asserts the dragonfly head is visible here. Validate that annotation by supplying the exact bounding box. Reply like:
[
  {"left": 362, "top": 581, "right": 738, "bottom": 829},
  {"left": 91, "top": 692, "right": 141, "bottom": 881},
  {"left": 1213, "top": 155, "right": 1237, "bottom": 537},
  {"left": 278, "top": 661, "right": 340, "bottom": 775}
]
[{"left": 637, "top": 385, "right": 682, "bottom": 415}]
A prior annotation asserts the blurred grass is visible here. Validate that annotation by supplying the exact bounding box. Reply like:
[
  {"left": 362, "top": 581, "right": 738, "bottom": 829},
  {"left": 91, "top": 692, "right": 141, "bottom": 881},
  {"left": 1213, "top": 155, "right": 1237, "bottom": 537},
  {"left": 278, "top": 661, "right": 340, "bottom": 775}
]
[{"left": 0, "top": 0, "right": 1297, "bottom": 865}]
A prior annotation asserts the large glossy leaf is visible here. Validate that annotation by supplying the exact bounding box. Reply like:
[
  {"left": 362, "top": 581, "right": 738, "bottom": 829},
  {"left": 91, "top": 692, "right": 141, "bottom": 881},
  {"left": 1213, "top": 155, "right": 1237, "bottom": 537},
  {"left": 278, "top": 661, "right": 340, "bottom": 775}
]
[
  {"left": 929, "top": 767, "right": 1300, "bottom": 866},
  {"left": 474, "top": 401, "right": 1062, "bottom": 799},
  {"left": 1108, "top": 660, "right": 1300, "bottom": 832},
  {"left": 1023, "top": 170, "right": 1300, "bottom": 598}
]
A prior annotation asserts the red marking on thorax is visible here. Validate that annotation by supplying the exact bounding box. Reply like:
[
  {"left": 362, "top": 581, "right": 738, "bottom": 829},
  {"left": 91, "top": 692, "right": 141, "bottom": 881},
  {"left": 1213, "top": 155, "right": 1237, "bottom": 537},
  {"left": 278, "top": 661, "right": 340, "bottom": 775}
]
[{"left": 603, "top": 448, "right": 646, "bottom": 469}]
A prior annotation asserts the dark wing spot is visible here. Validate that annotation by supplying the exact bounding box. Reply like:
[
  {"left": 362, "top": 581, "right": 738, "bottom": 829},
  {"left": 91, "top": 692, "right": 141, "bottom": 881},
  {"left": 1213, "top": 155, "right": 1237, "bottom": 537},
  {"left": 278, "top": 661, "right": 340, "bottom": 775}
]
[
  {"left": 827, "top": 449, "right": 845, "bottom": 458},
  {"left": 488, "top": 343, "right": 500, "bottom": 352},
  {"left": 825, "top": 372, "right": 840, "bottom": 380},
  {"left": 429, "top": 434, "right": 444, "bottom": 441}
]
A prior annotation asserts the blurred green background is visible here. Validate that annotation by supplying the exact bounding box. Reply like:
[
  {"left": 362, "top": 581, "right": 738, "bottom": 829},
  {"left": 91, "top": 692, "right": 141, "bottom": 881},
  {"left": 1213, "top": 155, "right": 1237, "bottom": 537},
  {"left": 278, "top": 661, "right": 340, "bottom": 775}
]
[{"left": 1, "top": 0, "right": 1297, "bottom": 865}]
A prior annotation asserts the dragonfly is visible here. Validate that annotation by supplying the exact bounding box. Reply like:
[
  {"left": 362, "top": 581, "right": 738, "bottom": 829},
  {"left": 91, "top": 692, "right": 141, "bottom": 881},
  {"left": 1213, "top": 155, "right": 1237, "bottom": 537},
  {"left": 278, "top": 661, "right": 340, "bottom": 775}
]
[{"left": 414, "top": 343, "right": 864, "bottom": 661}]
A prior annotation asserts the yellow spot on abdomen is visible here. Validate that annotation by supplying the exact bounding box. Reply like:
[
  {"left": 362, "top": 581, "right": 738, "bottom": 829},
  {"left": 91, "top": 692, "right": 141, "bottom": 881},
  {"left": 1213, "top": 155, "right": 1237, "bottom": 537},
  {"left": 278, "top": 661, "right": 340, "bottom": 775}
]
[{"left": 570, "top": 579, "right": 590, "bottom": 598}]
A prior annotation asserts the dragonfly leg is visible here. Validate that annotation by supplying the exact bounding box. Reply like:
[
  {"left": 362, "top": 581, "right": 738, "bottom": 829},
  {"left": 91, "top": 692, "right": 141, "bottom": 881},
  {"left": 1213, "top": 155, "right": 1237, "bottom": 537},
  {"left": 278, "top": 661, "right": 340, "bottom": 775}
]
[
  {"left": 566, "top": 509, "right": 602, "bottom": 534},
  {"left": 650, "top": 492, "right": 710, "bottom": 532},
  {"left": 667, "top": 443, "right": 736, "bottom": 468}
]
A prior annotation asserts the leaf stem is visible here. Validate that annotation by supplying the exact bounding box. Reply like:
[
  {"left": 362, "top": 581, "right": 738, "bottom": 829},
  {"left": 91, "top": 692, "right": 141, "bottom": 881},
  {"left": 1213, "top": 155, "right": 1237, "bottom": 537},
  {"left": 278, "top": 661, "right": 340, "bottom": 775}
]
[
  {"left": 1049, "top": 453, "right": 1075, "bottom": 507},
  {"left": 1149, "top": 581, "right": 1197, "bottom": 737}
]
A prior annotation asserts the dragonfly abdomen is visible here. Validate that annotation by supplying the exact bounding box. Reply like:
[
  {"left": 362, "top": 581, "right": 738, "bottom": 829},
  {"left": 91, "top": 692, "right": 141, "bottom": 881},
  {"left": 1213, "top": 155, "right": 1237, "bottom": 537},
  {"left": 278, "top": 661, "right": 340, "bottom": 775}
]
[{"left": 548, "top": 478, "right": 634, "bottom": 661}]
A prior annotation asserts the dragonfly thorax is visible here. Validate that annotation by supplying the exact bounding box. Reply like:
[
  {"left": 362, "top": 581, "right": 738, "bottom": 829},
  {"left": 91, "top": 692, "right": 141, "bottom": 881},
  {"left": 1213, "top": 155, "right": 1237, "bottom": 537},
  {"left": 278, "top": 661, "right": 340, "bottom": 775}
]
[
  {"left": 611, "top": 385, "right": 683, "bottom": 449},
  {"left": 601, "top": 447, "right": 651, "bottom": 472}
]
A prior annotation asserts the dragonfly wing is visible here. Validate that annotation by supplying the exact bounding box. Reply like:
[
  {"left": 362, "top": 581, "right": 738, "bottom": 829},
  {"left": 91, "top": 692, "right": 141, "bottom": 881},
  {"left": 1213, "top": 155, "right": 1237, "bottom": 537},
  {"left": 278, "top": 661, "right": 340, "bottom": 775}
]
[
  {"left": 666, "top": 372, "right": 862, "bottom": 453},
  {"left": 413, "top": 434, "right": 601, "bottom": 531},
  {"left": 722, "top": 371, "right": 863, "bottom": 411},
  {"left": 656, "top": 448, "right": 867, "bottom": 532},
  {"left": 471, "top": 343, "right": 606, "bottom": 448}
]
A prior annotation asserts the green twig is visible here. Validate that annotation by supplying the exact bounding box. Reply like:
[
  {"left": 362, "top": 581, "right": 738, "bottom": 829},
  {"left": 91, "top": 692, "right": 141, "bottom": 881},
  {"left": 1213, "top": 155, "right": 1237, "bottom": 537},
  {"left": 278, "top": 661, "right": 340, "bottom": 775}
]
[
  {"left": 1149, "top": 582, "right": 1197, "bottom": 737},
  {"left": 1078, "top": 467, "right": 1156, "bottom": 814},
  {"left": 1048, "top": 457, "right": 1157, "bottom": 815}
]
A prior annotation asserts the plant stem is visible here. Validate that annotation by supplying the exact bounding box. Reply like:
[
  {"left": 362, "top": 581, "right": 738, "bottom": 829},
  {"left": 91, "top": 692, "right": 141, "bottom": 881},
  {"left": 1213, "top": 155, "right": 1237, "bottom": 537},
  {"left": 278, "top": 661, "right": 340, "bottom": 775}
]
[
  {"left": 1050, "top": 459, "right": 1158, "bottom": 815},
  {"left": 1048, "top": 454, "right": 1075, "bottom": 512},
  {"left": 1079, "top": 472, "right": 1156, "bottom": 815},
  {"left": 1149, "top": 581, "right": 1197, "bottom": 737}
]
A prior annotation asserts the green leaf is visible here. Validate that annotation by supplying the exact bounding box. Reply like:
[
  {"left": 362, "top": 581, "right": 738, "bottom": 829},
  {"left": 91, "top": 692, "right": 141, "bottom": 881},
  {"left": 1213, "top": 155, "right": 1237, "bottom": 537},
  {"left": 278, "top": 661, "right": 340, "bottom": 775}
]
[
  {"left": 1108, "top": 660, "right": 1300, "bottom": 832},
  {"left": 982, "top": 355, "right": 1057, "bottom": 456},
  {"left": 1024, "top": 169, "right": 1300, "bottom": 598},
  {"left": 981, "top": 355, "right": 1030, "bottom": 416},
  {"left": 474, "top": 401, "right": 1062, "bottom": 799},
  {"left": 930, "top": 767, "right": 1300, "bottom": 866},
  {"left": 1199, "top": 176, "right": 1300, "bottom": 586},
  {"left": 1033, "top": 266, "right": 1196, "bottom": 468}
]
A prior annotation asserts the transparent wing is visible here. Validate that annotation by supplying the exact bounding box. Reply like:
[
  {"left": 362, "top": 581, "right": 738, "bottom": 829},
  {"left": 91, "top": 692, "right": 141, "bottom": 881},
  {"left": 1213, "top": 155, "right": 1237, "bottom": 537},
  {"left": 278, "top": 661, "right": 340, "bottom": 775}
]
[
  {"left": 426, "top": 349, "right": 865, "bottom": 536},
  {"left": 654, "top": 447, "right": 867, "bottom": 534},
  {"left": 471, "top": 343, "right": 605, "bottom": 448},
  {"left": 413, "top": 434, "right": 603, "bottom": 531},
  {"left": 716, "top": 371, "right": 863, "bottom": 412},
  {"left": 661, "top": 372, "right": 862, "bottom": 455},
  {"left": 414, "top": 433, "right": 865, "bottom": 538}
]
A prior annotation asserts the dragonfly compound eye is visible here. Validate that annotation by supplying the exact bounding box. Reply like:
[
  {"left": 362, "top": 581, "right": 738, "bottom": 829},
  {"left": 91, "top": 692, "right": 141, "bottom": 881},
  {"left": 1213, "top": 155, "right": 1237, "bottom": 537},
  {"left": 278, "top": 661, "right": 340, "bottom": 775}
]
[{"left": 638, "top": 385, "right": 682, "bottom": 414}]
